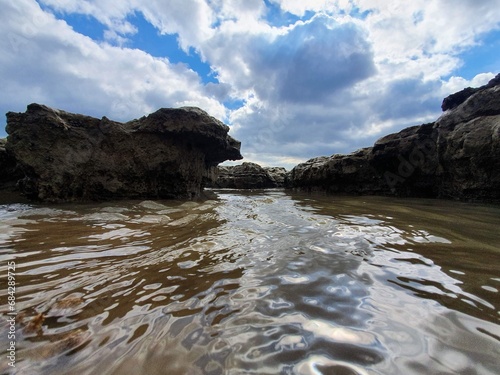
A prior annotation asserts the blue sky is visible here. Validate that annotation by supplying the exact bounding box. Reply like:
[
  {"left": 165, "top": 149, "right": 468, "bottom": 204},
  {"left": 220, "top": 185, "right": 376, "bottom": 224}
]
[{"left": 1, "top": 0, "right": 499, "bottom": 169}]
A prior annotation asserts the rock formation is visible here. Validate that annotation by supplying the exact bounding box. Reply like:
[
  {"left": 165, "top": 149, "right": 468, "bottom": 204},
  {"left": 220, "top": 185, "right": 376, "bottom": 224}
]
[
  {"left": 210, "top": 162, "right": 287, "bottom": 189},
  {"left": 264, "top": 166, "right": 288, "bottom": 187},
  {"left": 5, "top": 104, "right": 242, "bottom": 202},
  {"left": 441, "top": 73, "right": 500, "bottom": 111},
  {"left": 287, "top": 73, "right": 500, "bottom": 202}
]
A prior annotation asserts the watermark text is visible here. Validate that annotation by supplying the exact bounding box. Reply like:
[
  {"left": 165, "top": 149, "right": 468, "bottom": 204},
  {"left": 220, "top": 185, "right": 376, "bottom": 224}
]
[{"left": 6, "top": 261, "right": 17, "bottom": 368}]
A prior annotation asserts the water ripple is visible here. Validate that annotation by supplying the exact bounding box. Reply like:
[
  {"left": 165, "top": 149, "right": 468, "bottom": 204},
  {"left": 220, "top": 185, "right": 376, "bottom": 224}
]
[{"left": 0, "top": 193, "right": 499, "bottom": 374}]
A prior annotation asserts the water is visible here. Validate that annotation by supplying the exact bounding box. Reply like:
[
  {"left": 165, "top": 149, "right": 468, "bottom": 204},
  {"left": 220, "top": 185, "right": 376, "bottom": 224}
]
[{"left": 0, "top": 190, "right": 499, "bottom": 374}]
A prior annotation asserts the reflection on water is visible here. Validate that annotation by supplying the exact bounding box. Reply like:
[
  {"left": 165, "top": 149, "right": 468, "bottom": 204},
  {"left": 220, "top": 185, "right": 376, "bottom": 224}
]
[{"left": 1, "top": 191, "right": 499, "bottom": 374}]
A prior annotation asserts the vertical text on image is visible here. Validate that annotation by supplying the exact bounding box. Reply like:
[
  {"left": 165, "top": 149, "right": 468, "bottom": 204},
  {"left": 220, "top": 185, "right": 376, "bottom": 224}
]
[{"left": 6, "top": 261, "right": 17, "bottom": 368}]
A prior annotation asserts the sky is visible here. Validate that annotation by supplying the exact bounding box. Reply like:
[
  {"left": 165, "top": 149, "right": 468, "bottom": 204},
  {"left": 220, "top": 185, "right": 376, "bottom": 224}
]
[{"left": 1, "top": 0, "right": 499, "bottom": 169}]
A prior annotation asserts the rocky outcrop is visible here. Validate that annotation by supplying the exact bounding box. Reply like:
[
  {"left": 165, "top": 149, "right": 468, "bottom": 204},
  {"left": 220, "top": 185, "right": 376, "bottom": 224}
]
[
  {"left": 5, "top": 104, "right": 242, "bottom": 202},
  {"left": 288, "top": 73, "right": 500, "bottom": 202},
  {"left": 288, "top": 148, "right": 387, "bottom": 195},
  {"left": 264, "top": 166, "right": 288, "bottom": 187},
  {"left": 441, "top": 74, "right": 500, "bottom": 111},
  {"left": 210, "top": 162, "right": 287, "bottom": 189}
]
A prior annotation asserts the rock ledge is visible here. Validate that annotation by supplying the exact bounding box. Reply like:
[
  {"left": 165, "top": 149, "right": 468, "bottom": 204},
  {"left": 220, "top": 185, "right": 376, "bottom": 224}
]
[
  {"left": 287, "top": 74, "right": 500, "bottom": 202},
  {"left": 210, "top": 162, "right": 287, "bottom": 189},
  {"left": 5, "top": 104, "right": 242, "bottom": 201}
]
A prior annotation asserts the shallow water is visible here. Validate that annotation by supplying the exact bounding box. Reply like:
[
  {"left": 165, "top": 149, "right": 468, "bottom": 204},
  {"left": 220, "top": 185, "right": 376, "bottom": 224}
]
[{"left": 0, "top": 190, "right": 499, "bottom": 374}]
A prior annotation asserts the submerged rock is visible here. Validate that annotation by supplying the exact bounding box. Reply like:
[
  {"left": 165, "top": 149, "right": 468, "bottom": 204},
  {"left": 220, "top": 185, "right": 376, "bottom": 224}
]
[
  {"left": 211, "top": 162, "right": 287, "bottom": 188},
  {"left": 287, "top": 73, "right": 500, "bottom": 202},
  {"left": 47, "top": 293, "right": 85, "bottom": 317},
  {"left": 5, "top": 104, "right": 242, "bottom": 202}
]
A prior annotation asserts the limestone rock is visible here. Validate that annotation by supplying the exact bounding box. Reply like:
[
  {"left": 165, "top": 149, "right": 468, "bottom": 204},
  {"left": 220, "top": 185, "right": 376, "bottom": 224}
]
[
  {"left": 5, "top": 104, "right": 242, "bottom": 202},
  {"left": 434, "top": 85, "right": 500, "bottom": 200},
  {"left": 441, "top": 73, "right": 500, "bottom": 111},
  {"left": 441, "top": 87, "right": 479, "bottom": 111},
  {"left": 288, "top": 149, "right": 388, "bottom": 195},
  {"left": 211, "top": 162, "right": 287, "bottom": 189},
  {"left": 264, "top": 166, "right": 288, "bottom": 187},
  {"left": 288, "top": 74, "right": 500, "bottom": 202}
]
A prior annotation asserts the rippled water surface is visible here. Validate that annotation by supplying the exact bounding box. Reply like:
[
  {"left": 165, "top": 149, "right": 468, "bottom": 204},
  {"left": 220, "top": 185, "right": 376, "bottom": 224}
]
[{"left": 1, "top": 190, "right": 499, "bottom": 374}]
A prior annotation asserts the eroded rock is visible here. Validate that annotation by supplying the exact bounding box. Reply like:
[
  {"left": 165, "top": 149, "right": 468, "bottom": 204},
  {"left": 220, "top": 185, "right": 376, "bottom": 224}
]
[
  {"left": 211, "top": 162, "right": 287, "bottom": 188},
  {"left": 5, "top": 104, "right": 242, "bottom": 202},
  {"left": 287, "top": 74, "right": 500, "bottom": 202}
]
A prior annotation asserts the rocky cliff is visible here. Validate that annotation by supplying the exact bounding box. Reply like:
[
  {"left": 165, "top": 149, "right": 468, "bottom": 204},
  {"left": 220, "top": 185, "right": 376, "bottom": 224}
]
[
  {"left": 5, "top": 104, "right": 242, "bottom": 202},
  {"left": 287, "top": 74, "right": 500, "bottom": 202},
  {"left": 210, "top": 162, "right": 287, "bottom": 189}
]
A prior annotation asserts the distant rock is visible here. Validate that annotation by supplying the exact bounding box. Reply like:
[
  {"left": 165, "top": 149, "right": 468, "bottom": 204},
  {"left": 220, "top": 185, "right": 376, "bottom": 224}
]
[
  {"left": 288, "top": 148, "right": 385, "bottom": 195},
  {"left": 264, "top": 166, "right": 288, "bottom": 187},
  {"left": 5, "top": 104, "right": 242, "bottom": 202},
  {"left": 288, "top": 73, "right": 500, "bottom": 202},
  {"left": 210, "top": 162, "right": 287, "bottom": 189}
]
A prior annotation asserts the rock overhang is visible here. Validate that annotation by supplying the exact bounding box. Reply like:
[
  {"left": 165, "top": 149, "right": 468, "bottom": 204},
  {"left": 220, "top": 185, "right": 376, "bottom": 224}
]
[{"left": 4, "top": 104, "right": 242, "bottom": 201}]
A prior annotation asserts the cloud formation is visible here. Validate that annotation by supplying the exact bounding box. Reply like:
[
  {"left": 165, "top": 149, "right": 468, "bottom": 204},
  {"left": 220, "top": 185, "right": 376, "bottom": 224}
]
[
  {"left": 256, "top": 15, "right": 376, "bottom": 103},
  {"left": 0, "top": 0, "right": 226, "bottom": 122},
  {"left": 1, "top": 0, "right": 499, "bottom": 169}
]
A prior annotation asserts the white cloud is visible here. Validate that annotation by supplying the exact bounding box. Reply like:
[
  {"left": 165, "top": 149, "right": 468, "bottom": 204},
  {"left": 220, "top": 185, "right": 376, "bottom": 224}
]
[
  {"left": 268, "top": 0, "right": 334, "bottom": 16},
  {"left": 1, "top": 0, "right": 499, "bottom": 168},
  {"left": 203, "top": 14, "right": 376, "bottom": 102},
  {"left": 441, "top": 72, "right": 496, "bottom": 97},
  {"left": 211, "top": 0, "right": 267, "bottom": 22},
  {"left": 213, "top": 0, "right": 500, "bottom": 166},
  {"left": 0, "top": 0, "right": 226, "bottom": 130},
  {"left": 137, "top": 0, "right": 216, "bottom": 52},
  {"left": 39, "top": 0, "right": 138, "bottom": 36}
]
